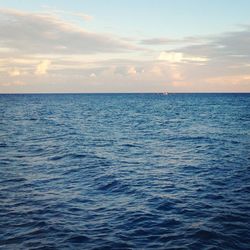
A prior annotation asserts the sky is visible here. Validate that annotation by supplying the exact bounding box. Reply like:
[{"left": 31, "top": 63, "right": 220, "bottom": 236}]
[{"left": 0, "top": 0, "right": 250, "bottom": 93}]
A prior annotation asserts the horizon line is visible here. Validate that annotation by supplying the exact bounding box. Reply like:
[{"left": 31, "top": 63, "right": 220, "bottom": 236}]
[{"left": 0, "top": 92, "right": 250, "bottom": 95}]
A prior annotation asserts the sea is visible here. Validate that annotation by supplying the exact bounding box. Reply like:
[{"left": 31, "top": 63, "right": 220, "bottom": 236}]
[{"left": 0, "top": 93, "right": 249, "bottom": 249}]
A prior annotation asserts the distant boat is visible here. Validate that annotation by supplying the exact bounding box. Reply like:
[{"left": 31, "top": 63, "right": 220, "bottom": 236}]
[{"left": 162, "top": 91, "right": 168, "bottom": 95}]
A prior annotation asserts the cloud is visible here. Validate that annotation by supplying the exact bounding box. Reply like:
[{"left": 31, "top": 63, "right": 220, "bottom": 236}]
[
  {"left": 140, "top": 37, "right": 206, "bottom": 45},
  {"left": 150, "top": 65, "right": 163, "bottom": 76},
  {"left": 0, "top": 8, "right": 249, "bottom": 93},
  {"left": 0, "top": 9, "right": 136, "bottom": 55},
  {"left": 74, "top": 13, "right": 93, "bottom": 21},
  {"left": 35, "top": 60, "right": 51, "bottom": 75},
  {"left": 158, "top": 52, "right": 208, "bottom": 63},
  {"left": 169, "top": 65, "right": 183, "bottom": 81},
  {"left": 179, "top": 27, "right": 250, "bottom": 62},
  {"left": 205, "top": 75, "right": 250, "bottom": 85},
  {"left": 8, "top": 68, "right": 21, "bottom": 76},
  {"left": 141, "top": 38, "right": 180, "bottom": 45},
  {"left": 1, "top": 80, "right": 27, "bottom": 87},
  {"left": 158, "top": 52, "right": 183, "bottom": 63},
  {"left": 150, "top": 27, "right": 250, "bottom": 90},
  {"left": 40, "top": 6, "right": 94, "bottom": 22},
  {"left": 127, "top": 66, "right": 137, "bottom": 75}
]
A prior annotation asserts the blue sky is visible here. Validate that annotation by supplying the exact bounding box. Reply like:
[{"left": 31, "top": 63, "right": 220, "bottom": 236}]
[
  {"left": 79, "top": 0, "right": 250, "bottom": 37},
  {"left": 2, "top": 0, "right": 250, "bottom": 36},
  {"left": 0, "top": 0, "right": 250, "bottom": 92}
]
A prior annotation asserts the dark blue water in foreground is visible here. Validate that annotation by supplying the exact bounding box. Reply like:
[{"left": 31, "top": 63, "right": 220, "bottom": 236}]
[{"left": 0, "top": 93, "right": 250, "bottom": 249}]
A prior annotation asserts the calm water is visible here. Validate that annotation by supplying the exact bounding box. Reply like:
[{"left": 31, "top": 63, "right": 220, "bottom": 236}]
[{"left": 0, "top": 93, "right": 250, "bottom": 249}]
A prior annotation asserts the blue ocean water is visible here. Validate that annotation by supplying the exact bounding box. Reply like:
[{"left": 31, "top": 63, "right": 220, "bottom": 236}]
[{"left": 0, "top": 93, "right": 249, "bottom": 249}]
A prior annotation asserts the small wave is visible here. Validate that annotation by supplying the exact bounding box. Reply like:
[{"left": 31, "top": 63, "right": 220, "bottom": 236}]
[
  {"left": 0, "top": 142, "right": 7, "bottom": 147},
  {"left": 65, "top": 235, "right": 90, "bottom": 243},
  {"left": 156, "top": 200, "right": 176, "bottom": 211},
  {"left": 192, "top": 229, "right": 220, "bottom": 240},
  {"left": 98, "top": 180, "right": 120, "bottom": 191},
  {"left": 212, "top": 213, "right": 247, "bottom": 223},
  {"left": 1, "top": 177, "right": 27, "bottom": 184},
  {"left": 97, "top": 179, "right": 131, "bottom": 194},
  {"left": 49, "top": 153, "right": 87, "bottom": 161}
]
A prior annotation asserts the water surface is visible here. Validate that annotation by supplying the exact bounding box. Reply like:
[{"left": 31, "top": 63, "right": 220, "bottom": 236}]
[{"left": 0, "top": 93, "right": 249, "bottom": 249}]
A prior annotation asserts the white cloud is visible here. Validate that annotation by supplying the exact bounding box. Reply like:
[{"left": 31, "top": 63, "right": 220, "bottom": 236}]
[
  {"left": 158, "top": 52, "right": 208, "bottom": 63},
  {"left": 127, "top": 66, "right": 137, "bottom": 75},
  {"left": 0, "top": 9, "right": 136, "bottom": 55},
  {"left": 158, "top": 52, "right": 183, "bottom": 63},
  {"left": 8, "top": 68, "right": 21, "bottom": 76},
  {"left": 35, "top": 60, "right": 51, "bottom": 75}
]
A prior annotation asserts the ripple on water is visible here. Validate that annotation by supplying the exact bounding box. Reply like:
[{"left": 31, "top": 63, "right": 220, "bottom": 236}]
[{"left": 0, "top": 93, "right": 249, "bottom": 249}]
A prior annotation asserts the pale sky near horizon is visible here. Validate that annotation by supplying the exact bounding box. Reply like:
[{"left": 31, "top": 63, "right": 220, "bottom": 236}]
[{"left": 0, "top": 0, "right": 250, "bottom": 93}]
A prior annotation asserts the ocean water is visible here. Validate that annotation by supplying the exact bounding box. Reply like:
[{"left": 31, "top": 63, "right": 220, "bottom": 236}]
[{"left": 0, "top": 93, "right": 249, "bottom": 250}]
